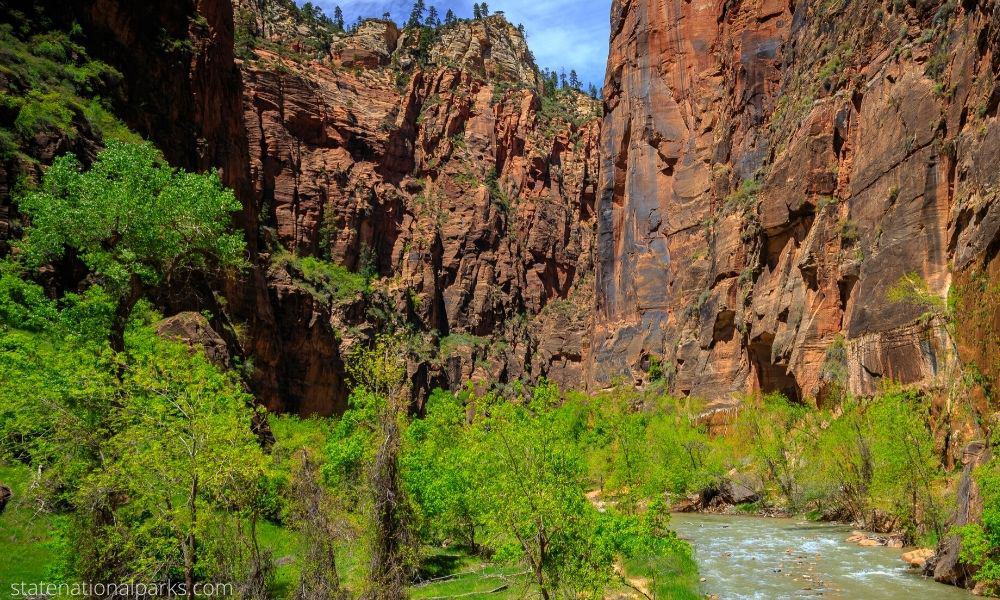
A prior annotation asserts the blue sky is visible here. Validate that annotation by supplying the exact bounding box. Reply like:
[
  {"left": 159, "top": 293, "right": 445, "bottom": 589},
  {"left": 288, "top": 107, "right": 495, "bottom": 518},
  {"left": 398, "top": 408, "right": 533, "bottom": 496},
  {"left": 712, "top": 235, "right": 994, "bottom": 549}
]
[{"left": 299, "top": 0, "right": 610, "bottom": 88}]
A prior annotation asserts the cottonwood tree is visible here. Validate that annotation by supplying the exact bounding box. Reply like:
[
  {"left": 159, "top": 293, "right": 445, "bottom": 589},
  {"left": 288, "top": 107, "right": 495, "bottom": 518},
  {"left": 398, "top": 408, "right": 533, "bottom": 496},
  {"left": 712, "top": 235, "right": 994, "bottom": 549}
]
[
  {"left": 76, "top": 336, "right": 268, "bottom": 600},
  {"left": 346, "top": 336, "right": 415, "bottom": 599},
  {"left": 478, "top": 385, "right": 614, "bottom": 599},
  {"left": 402, "top": 388, "right": 487, "bottom": 550},
  {"left": 289, "top": 450, "right": 348, "bottom": 600},
  {"left": 17, "top": 141, "right": 246, "bottom": 353}
]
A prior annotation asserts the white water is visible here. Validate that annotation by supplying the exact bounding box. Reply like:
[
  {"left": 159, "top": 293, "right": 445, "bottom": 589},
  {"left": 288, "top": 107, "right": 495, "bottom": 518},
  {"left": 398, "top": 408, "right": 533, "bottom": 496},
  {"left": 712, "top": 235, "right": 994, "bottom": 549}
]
[{"left": 671, "top": 513, "right": 973, "bottom": 599}]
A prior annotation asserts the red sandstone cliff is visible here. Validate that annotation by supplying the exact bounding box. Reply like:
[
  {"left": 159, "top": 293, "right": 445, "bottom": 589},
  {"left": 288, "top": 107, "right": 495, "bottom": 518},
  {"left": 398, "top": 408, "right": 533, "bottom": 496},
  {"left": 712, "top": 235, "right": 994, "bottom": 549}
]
[
  {"left": 594, "top": 0, "right": 1000, "bottom": 424},
  {"left": 230, "top": 2, "right": 601, "bottom": 413}
]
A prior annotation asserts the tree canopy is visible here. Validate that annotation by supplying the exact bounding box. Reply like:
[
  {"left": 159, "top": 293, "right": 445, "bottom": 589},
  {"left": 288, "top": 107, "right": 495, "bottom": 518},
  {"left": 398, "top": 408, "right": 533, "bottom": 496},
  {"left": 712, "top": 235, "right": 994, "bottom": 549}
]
[{"left": 17, "top": 141, "right": 246, "bottom": 350}]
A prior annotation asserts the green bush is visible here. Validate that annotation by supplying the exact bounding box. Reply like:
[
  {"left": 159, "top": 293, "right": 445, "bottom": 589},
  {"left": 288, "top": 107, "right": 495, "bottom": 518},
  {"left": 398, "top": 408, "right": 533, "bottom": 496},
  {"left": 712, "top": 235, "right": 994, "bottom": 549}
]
[
  {"left": 276, "top": 253, "right": 368, "bottom": 304},
  {"left": 960, "top": 458, "right": 1000, "bottom": 593}
]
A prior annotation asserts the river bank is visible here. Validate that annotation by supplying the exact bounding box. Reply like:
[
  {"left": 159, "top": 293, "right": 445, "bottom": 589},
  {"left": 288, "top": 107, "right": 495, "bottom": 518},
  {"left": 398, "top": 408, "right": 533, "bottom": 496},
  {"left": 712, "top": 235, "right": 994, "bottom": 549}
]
[{"left": 671, "top": 513, "right": 974, "bottom": 599}]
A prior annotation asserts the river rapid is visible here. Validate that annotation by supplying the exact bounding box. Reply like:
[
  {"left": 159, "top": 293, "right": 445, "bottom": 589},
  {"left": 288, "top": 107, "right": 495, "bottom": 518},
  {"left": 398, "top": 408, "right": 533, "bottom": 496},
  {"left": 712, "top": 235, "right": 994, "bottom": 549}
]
[{"left": 670, "top": 513, "right": 973, "bottom": 599}]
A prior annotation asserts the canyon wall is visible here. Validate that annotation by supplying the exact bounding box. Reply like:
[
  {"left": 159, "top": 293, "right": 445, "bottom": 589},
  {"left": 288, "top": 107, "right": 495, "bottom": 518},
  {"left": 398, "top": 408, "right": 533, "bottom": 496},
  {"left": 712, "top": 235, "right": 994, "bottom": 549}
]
[
  {"left": 594, "top": 0, "right": 1000, "bottom": 416},
  {"left": 6, "top": 0, "right": 1000, "bottom": 421},
  {"left": 228, "top": 2, "right": 601, "bottom": 413}
]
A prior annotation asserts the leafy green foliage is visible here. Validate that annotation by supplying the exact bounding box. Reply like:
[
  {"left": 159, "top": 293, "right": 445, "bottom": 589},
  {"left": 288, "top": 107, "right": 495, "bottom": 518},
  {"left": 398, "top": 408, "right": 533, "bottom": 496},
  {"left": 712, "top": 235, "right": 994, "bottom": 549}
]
[
  {"left": 401, "top": 383, "right": 699, "bottom": 599},
  {"left": 437, "top": 332, "right": 487, "bottom": 359},
  {"left": 734, "top": 393, "right": 809, "bottom": 505},
  {"left": 74, "top": 335, "right": 271, "bottom": 587},
  {"left": 274, "top": 252, "right": 368, "bottom": 304},
  {"left": 19, "top": 141, "right": 246, "bottom": 296},
  {"left": 402, "top": 388, "right": 485, "bottom": 548},
  {"left": 724, "top": 178, "right": 761, "bottom": 213},
  {"left": 17, "top": 141, "right": 246, "bottom": 350},
  {"left": 960, "top": 458, "right": 1000, "bottom": 593},
  {"left": 0, "top": 21, "right": 137, "bottom": 162},
  {"left": 731, "top": 388, "right": 946, "bottom": 542}
]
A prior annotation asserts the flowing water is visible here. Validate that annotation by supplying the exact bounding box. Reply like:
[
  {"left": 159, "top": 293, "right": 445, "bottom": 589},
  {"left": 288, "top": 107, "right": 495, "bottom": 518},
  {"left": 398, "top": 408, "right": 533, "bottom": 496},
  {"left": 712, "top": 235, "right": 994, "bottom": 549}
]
[{"left": 670, "top": 513, "right": 973, "bottom": 599}]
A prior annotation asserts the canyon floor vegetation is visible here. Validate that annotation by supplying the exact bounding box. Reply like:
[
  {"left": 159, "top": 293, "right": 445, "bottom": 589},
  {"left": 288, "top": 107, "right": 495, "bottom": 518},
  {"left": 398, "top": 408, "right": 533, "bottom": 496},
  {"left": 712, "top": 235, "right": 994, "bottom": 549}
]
[{"left": 0, "top": 147, "right": 996, "bottom": 598}]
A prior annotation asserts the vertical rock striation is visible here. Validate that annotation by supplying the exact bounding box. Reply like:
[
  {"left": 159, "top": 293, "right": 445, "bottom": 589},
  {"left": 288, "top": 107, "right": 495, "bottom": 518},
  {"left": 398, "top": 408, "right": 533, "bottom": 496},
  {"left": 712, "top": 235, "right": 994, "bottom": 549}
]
[
  {"left": 594, "top": 0, "right": 1000, "bottom": 417},
  {"left": 231, "top": 3, "right": 601, "bottom": 413}
]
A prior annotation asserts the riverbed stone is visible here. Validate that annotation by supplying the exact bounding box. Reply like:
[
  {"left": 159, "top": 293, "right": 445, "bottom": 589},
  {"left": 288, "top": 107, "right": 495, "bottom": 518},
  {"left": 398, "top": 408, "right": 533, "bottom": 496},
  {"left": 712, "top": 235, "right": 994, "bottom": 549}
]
[{"left": 902, "top": 548, "right": 935, "bottom": 568}]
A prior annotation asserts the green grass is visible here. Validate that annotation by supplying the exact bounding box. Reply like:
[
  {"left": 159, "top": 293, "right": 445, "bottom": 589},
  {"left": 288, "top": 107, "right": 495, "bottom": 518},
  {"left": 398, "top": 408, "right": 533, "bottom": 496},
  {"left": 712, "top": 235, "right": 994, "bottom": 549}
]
[
  {"left": 0, "top": 463, "right": 57, "bottom": 589},
  {"left": 622, "top": 549, "right": 702, "bottom": 600},
  {"left": 410, "top": 548, "right": 530, "bottom": 599}
]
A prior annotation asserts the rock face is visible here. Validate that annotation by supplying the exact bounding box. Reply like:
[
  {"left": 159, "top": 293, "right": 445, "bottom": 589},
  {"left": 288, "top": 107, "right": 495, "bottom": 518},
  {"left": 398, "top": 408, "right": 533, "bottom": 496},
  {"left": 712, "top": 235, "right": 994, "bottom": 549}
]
[
  {"left": 9, "top": 0, "right": 1000, "bottom": 421},
  {"left": 927, "top": 441, "right": 991, "bottom": 586},
  {"left": 593, "top": 0, "right": 1000, "bottom": 411},
  {"left": 231, "top": 3, "right": 601, "bottom": 413}
]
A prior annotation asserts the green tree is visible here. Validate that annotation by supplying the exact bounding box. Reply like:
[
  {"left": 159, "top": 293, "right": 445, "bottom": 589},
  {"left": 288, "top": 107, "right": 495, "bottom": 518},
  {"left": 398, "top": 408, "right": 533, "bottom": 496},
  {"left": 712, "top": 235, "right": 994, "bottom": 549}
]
[
  {"left": 734, "top": 393, "right": 807, "bottom": 506},
  {"left": 402, "top": 388, "right": 486, "bottom": 549},
  {"left": 17, "top": 141, "right": 246, "bottom": 353},
  {"left": 75, "top": 336, "right": 268, "bottom": 599},
  {"left": 344, "top": 336, "right": 414, "bottom": 600},
  {"left": 333, "top": 6, "right": 345, "bottom": 30},
  {"left": 288, "top": 449, "right": 348, "bottom": 600},
  {"left": 569, "top": 69, "right": 581, "bottom": 90},
  {"left": 960, "top": 458, "right": 1000, "bottom": 593},
  {"left": 478, "top": 387, "right": 613, "bottom": 599},
  {"left": 425, "top": 5, "right": 440, "bottom": 28},
  {"left": 406, "top": 0, "right": 426, "bottom": 28},
  {"left": 804, "top": 389, "right": 943, "bottom": 539}
]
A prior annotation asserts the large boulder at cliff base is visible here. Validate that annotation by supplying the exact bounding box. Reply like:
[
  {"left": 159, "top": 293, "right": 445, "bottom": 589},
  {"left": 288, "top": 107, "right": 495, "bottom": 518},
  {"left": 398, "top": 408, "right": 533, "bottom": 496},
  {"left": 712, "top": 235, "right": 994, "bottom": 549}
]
[
  {"left": 926, "top": 441, "right": 991, "bottom": 586},
  {"left": 156, "top": 312, "right": 231, "bottom": 367}
]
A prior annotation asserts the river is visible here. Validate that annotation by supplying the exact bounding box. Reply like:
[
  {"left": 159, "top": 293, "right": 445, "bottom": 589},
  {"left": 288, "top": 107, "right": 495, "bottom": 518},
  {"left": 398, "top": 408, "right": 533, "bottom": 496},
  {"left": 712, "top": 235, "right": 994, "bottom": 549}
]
[{"left": 670, "top": 513, "right": 973, "bottom": 599}]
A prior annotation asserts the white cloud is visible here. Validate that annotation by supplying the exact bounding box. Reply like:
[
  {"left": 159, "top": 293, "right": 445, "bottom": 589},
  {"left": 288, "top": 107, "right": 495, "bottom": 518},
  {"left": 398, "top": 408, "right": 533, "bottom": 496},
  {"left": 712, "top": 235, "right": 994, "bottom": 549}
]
[{"left": 305, "top": 0, "right": 610, "bottom": 87}]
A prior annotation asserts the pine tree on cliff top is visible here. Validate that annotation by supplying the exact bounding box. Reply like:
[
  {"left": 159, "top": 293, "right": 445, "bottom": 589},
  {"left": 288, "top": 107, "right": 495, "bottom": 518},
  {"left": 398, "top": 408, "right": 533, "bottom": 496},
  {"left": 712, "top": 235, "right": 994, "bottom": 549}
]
[
  {"left": 407, "top": 0, "right": 426, "bottom": 28},
  {"left": 425, "top": 5, "right": 440, "bottom": 28},
  {"left": 473, "top": 3, "right": 482, "bottom": 19},
  {"left": 444, "top": 8, "right": 457, "bottom": 25},
  {"left": 569, "top": 69, "right": 581, "bottom": 90},
  {"left": 333, "top": 5, "right": 344, "bottom": 30}
]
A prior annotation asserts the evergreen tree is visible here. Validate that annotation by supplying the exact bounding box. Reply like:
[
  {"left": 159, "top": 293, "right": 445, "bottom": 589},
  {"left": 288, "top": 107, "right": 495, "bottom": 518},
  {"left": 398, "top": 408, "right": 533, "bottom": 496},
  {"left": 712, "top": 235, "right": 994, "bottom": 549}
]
[
  {"left": 444, "top": 8, "right": 457, "bottom": 25},
  {"left": 425, "top": 5, "right": 440, "bottom": 28},
  {"left": 517, "top": 23, "right": 526, "bottom": 37},
  {"left": 383, "top": 11, "right": 392, "bottom": 20},
  {"left": 333, "top": 5, "right": 345, "bottom": 31},
  {"left": 473, "top": 3, "right": 482, "bottom": 19},
  {"left": 559, "top": 70, "right": 568, "bottom": 89},
  {"left": 480, "top": 2, "right": 490, "bottom": 16},
  {"left": 588, "top": 83, "right": 599, "bottom": 99},
  {"left": 569, "top": 69, "right": 580, "bottom": 90},
  {"left": 407, "top": 0, "right": 426, "bottom": 28}
]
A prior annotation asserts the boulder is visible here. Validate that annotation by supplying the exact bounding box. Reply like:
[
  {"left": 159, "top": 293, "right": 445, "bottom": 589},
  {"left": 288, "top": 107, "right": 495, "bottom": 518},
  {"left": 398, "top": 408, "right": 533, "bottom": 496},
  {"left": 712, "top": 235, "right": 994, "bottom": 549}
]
[
  {"left": 156, "top": 312, "right": 230, "bottom": 367},
  {"left": 902, "top": 548, "right": 935, "bottom": 568},
  {"left": 926, "top": 441, "right": 991, "bottom": 586},
  {"left": 719, "top": 474, "right": 762, "bottom": 505},
  {"left": 0, "top": 482, "right": 11, "bottom": 514}
]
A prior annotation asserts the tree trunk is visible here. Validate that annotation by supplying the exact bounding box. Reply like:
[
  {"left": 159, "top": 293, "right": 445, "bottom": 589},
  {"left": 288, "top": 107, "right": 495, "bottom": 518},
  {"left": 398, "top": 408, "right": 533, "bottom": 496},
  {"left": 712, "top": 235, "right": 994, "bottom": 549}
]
[
  {"left": 110, "top": 274, "right": 144, "bottom": 353},
  {"left": 185, "top": 474, "right": 199, "bottom": 600},
  {"left": 537, "top": 534, "right": 548, "bottom": 600}
]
